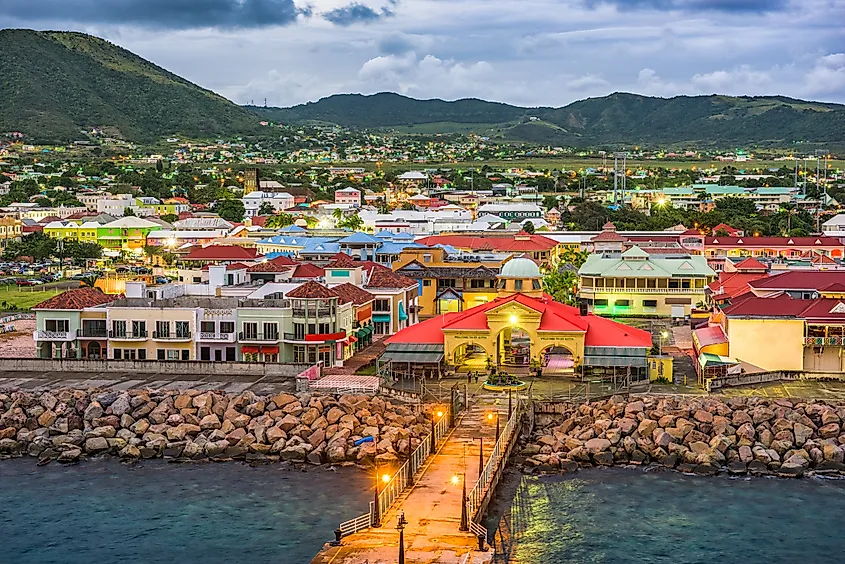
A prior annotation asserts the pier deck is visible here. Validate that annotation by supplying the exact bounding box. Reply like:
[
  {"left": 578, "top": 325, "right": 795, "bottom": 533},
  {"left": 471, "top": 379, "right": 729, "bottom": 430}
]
[{"left": 310, "top": 394, "right": 506, "bottom": 564}]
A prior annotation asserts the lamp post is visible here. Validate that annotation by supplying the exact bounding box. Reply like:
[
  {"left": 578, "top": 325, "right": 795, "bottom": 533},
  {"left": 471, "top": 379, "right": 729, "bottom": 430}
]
[
  {"left": 476, "top": 437, "right": 484, "bottom": 478},
  {"left": 488, "top": 411, "right": 500, "bottom": 442},
  {"left": 460, "top": 443, "right": 468, "bottom": 532},
  {"left": 660, "top": 330, "right": 669, "bottom": 356},
  {"left": 373, "top": 463, "right": 382, "bottom": 528},
  {"left": 397, "top": 511, "right": 408, "bottom": 564}
]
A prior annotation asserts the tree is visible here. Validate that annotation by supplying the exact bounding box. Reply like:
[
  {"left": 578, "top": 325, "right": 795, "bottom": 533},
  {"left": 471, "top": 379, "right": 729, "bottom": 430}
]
[
  {"left": 542, "top": 195, "right": 559, "bottom": 211},
  {"left": 265, "top": 213, "right": 295, "bottom": 229},
  {"left": 258, "top": 202, "right": 276, "bottom": 216},
  {"left": 3, "top": 232, "right": 56, "bottom": 261},
  {"left": 63, "top": 240, "right": 103, "bottom": 261},
  {"left": 214, "top": 199, "right": 246, "bottom": 222},
  {"left": 160, "top": 214, "right": 178, "bottom": 224},
  {"left": 542, "top": 266, "right": 578, "bottom": 305},
  {"left": 522, "top": 221, "right": 536, "bottom": 234},
  {"left": 339, "top": 214, "right": 364, "bottom": 231},
  {"left": 123, "top": 207, "right": 136, "bottom": 217}
]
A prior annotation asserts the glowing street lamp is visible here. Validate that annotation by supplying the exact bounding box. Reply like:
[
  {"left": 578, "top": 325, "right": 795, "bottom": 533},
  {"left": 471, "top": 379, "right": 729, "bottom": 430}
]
[
  {"left": 509, "top": 314, "right": 518, "bottom": 325},
  {"left": 660, "top": 330, "right": 669, "bottom": 355}
]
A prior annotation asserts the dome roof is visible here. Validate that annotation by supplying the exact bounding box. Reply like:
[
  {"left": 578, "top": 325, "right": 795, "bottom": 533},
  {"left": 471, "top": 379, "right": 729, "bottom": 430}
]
[{"left": 500, "top": 258, "right": 541, "bottom": 278}]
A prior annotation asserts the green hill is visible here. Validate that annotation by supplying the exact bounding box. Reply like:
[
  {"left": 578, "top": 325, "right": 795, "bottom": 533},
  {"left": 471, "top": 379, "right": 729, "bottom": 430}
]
[
  {"left": 0, "top": 29, "right": 259, "bottom": 143},
  {"left": 250, "top": 92, "right": 845, "bottom": 148}
]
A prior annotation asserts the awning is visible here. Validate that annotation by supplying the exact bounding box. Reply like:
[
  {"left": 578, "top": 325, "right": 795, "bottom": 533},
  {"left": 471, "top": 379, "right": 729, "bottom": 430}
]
[
  {"left": 261, "top": 346, "right": 279, "bottom": 354},
  {"left": 373, "top": 314, "right": 391, "bottom": 323},
  {"left": 356, "top": 326, "right": 373, "bottom": 338},
  {"left": 380, "top": 351, "right": 444, "bottom": 364},
  {"left": 348, "top": 336, "right": 358, "bottom": 343},
  {"left": 398, "top": 302, "right": 408, "bottom": 321},
  {"left": 241, "top": 346, "right": 259, "bottom": 354}
]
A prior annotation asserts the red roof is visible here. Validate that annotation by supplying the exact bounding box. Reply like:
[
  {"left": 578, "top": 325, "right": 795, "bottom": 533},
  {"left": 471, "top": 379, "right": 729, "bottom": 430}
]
[
  {"left": 711, "top": 223, "right": 741, "bottom": 236},
  {"left": 291, "top": 263, "right": 325, "bottom": 279},
  {"left": 592, "top": 231, "right": 627, "bottom": 242},
  {"left": 286, "top": 281, "right": 337, "bottom": 299},
  {"left": 812, "top": 254, "right": 838, "bottom": 265},
  {"left": 749, "top": 271, "right": 845, "bottom": 291},
  {"left": 326, "top": 253, "right": 356, "bottom": 268},
  {"left": 693, "top": 325, "right": 728, "bottom": 350},
  {"left": 365, "top": 268, "right": 417, "bottom": 289},
  {"left": 723, "top": 294, "right": 845, "bottom": 323},
  {"left": 183, "top": 245, "right": 261, "bottom": 262},
  {"left": 734, "top": 257, "right": 767, "bottom": 272},
  {"left": 415, "top": 233, "right": 559, "bottom": 252},
  {"left": 249, "top": 215, "right": 268, "bottom": 227},
  {"left": 333, "top": 283, "right": 375, "bottom": 305},
  {"left": 33, "top": 287, "right": 114, "bottom": 310},
  {"left": 821, "top": 282, "right": 845, "bottom": 293},
  {"left": 386, "top": 293, "right": 651, "bottom": 348},
  {"left": 708, "top": 272, "right": 768, "bottom": 301},
  {"left": 705, "top": 236, "right": 844, "bottom": 247},
  {"left": 247, "top": 257, "right": 297, "bottom": 273}
]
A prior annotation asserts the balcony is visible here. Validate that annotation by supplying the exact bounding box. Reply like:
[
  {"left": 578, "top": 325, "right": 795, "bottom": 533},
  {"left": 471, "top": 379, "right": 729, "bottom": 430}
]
[
  {"left": 579, "top": 287, "right": 706, "bottom": 294},
  {"left": 197, "top": 332, "right": 236, "bottom": 343},
  {"left": 33, "top": 330, "right": 77, "bottom": 342},
  {"left": 292, "top": 307, "right": 334, "bottom": 318},
  {"left": 79, "top": 328, "right": 107, "bottom": 339},
  {"left": 109, "top": 330, "right": 148, "bottom": 340},
  {"left": 238, "top": 332, "right": 281, "bottom": 343},
  {"left": 284, "top": 331, "right": 346, "bottom": 344},
  {"left": 804, "top": 336, "right": 845, "bottom": 347},
  {"left": 153, "top": 331, "right": 193, "bottom": 342}
]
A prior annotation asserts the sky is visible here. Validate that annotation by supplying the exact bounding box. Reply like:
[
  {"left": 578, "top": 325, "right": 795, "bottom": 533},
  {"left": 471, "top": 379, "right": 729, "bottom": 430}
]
[{"left": 1, "top": 0, "right": 844, "bottom": 108}]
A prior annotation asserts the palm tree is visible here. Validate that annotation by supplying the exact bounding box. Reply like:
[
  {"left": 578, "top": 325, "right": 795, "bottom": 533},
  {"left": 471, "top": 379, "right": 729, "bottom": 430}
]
[{"left": 80, "top": 274, "right": 100, "bottom": 289}]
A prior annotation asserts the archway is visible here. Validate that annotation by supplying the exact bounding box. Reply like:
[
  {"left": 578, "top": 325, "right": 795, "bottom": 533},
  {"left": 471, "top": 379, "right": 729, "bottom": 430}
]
[
  {"left": 496, "top": 326, "right": 532, "bottom": 367},
  {"left": 87, "top": 342, "right": 101, "bottom": 359},
  {"left": 540, "top": 344, "right": 576, "bottom": 376},
  {"left": 452, "top": 342, "right": 490, "bottom": 372}
]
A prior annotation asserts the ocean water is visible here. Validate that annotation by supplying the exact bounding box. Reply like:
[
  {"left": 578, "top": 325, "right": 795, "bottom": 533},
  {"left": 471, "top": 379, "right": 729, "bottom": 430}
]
[
  {"left": 485, "top": 467, "right": 845, "bottom": 564},
  {"left": 0, "top": 459, "right": 372, "bottom": 564}
]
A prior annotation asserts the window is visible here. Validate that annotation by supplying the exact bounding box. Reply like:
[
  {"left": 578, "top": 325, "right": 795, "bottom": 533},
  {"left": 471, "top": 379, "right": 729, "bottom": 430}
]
[
  {"left": 166, "top": 350, "right": 180, "bottom": 361},
  {"left": 643, "top": 300, "right": 658, "bottom": 307},
  {"left": 243, "top": 322, "right": 258, "bottom": 339},
  {"left": 156, "top": 321, "right": 170, "bottom": 338},
  {"left": 226, "top": 347, "right": 236, "bottom": 361},
  {"left": 594, "top": 299, "right": 609, "bottom": 307},
  {"left": 45, "top": 319, "right": 70, "bottom": 332},
  {"left": 470, "top": 279, "right": 488, "bottom": 289},
  {"left": 112, "top": 320, "right": 127, "bottom": 338},
  {"left": 437, "top": 279, "right": 457, "bottom": 289},
  {"left": 514, "top": 280, "right": 523, "bottom": 291},
  {"left": 176, "top": 321, "right": 190, "bottom": 338},
  {"left": 615, "top": 299, "right": 630, "bottom": 307},
  {"left": 138, "top": 349, "right": 146, "bottom": 360},
  {"left": 192, "top": 277, "right": 201, "bottom": 283},
  {"left": 157, "top": 349, "right": 165, "bottom": 360},
  {"left": 181, "top": 350, "right": 190, "bottom": 361},
  {"left": 423, "top": 254, "right": 432, "bottom": 263},
  {"left": 294, "top": 345, "right": 306, "bottom": 363},
  {"left": 264, "top": 353, "right": 279, "bottom": 363},
  {"left": 200, "top": 321, "right": 215, "bottom": 333},
  {"left": 668, "top": 279, "right": 680, "bottom": 289},
  {"left": 374, "top": 299, "right": 390, "bottom": 312},
  {"left": 263, "top": 323, "right": 279, "bottom": 340},
  {"left": 220, "top": 321, "right": 235, "bottom": 334},
  {"left": 318, "top": 323, "right": 330, "bottom": 334},
  {"left": 131, "top": 320, "right": 146, "bottom": 338},
  {"left": 114, "top": 349, "right": 122, "bottom": 360},
  {"left": 124, "top": 349, "right": 136, "bottom": 360},
  {"left": 423, "top": 279, "right": 432, "bottom": 287}
]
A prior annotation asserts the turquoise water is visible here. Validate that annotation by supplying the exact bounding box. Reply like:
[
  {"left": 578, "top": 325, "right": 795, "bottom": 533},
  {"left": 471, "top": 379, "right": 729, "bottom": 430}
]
[
  {"left": 485, "top": 468, "right": 845, "bottom": 564},
  {"left": 0, "top": 459, "right": 371, "bottom": 564}
]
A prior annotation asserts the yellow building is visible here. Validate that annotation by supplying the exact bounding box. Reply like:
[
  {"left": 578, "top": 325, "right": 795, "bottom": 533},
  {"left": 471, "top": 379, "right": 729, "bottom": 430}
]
[
  {"left": 578, "top": 246, "right": 716, "bottom": 317},
  {"left": 393, "top": 246, "right": 505, "bottom": 317},
  {"left": 0, "top": 216, "right": 22, "bottom": 249},
  {"left": 43, "top": 220, "right": 100, "bottom": 244},
  {"left": 383, "top": 258, "right": 655, "bottom": 381}
]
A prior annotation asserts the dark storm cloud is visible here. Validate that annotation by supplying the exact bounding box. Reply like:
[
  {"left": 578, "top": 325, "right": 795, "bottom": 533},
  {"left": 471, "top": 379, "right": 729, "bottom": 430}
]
[
  {"left": 583, "top": 0, "right": 789, "bottom": 12},
  {"left": 323, "top": 2, "right": 397, "bottom": 26},
  {"left": 0, "top": 0, "right": 306, "bottom": 29}
]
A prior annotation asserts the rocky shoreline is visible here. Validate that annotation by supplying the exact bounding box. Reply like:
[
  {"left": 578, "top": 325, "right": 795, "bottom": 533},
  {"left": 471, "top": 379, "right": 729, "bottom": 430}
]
[
  {"left": 522, "top": 395, "right": 845, "bottom": 478},
  {"left": 0, "top": 389, "right": 430, "bottom": 466}
]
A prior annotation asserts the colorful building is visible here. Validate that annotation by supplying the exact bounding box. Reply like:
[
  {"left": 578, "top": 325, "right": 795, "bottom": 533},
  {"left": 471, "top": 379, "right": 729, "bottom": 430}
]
[
  {"left": 415, "top": 232, "right": 562, "bottom": 265},
  {"left": 97, "top": 216, "right": 163, "bottom": 255},
  {"left": 382, "top": 258, "right": 654, "bottom": 380},
  {"left": 578, "top": 246, "right": 716, "bottom": 317},
  {"left": 33, "top": 288, "right": 115, "bottom": 359},
  {"left": 704, "top": 236, "right": 845, "bottom": 259}
]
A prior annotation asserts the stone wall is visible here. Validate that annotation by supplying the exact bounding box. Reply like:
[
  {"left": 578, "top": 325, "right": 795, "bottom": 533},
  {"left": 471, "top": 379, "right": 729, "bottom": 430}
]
[
  {"left": 0, "top": 388, "right": 431, "bottom": 466},
  {"left": 0, "top": 358, "right": 311, "bottom": 379},
  {"left": 524, "top": 395, "right": 845, "bottom": 477}
]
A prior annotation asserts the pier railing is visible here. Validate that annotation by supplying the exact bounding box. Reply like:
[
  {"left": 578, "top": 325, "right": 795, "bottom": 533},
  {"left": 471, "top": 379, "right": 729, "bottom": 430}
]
[
  {"left": 466, "top": 395, "right": 527, "bottom": 538},
  {"left": 337, "top": 409, "right": 451, "bottom": 538}
]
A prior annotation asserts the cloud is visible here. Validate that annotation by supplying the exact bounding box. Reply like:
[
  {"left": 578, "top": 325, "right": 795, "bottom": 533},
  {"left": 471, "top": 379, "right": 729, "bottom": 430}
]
[
  {"left": 582, "top": 0, "right": 789, "bottom": 12},
  {"left": 357, "top": 52, "right": 497, "bottom": 98},
  {"left": 322, "top": 1, "right": 397, "bottom": 26},
  {"left": 0, "top": 0, "right": 306, "bottom": 29},
  {"left": 803, "top": 53, "right": 845, "bottom": 96}
]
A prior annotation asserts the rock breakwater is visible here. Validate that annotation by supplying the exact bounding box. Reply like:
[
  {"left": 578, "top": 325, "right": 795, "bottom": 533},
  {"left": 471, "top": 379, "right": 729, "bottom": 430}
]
[
  {"left": 0, "top": 389, "right": 430, "bottom": 466},
  {"left": 524, "top": 395, "right": 845, "bottom": 477}
]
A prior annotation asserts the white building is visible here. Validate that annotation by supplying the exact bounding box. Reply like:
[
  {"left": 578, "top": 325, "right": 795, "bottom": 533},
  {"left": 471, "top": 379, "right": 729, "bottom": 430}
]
[
  {"left": 242, "top": 191, "right": 295, "bottom": 218},
  {"left": 822, "top": 214, "right": 845, "bottom": 237},
  {"left": 97, "top": 194, "right": 153, "bottom": 217}
]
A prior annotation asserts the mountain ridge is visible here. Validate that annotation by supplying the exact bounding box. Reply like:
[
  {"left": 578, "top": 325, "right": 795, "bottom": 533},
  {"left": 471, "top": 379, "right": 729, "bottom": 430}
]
[{"left": 249, "top": 91, "right": 845, "bottom": 148}]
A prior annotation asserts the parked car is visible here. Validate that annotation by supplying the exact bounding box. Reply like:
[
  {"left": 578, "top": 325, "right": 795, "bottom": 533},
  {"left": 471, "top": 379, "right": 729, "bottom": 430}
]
[{"left": 16, "top": 279, "right": 38, "bottom": 286}]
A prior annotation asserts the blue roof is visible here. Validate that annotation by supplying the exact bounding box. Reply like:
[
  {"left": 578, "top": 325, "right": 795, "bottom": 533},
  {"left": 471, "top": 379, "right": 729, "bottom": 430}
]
[
  {"left": 258, "top": 235, "right": 336, "bottom": 247},
  {"left": 300, "top": 240, "right": 342, "bottom": 255},
  {"left": 338, "top": 232, "right": 381, "bottom": 244},
  {"left": 280, "top": 225, "right": 307, "bottom": 233},
  {"left": 394, "top": 232, "right": 415, "bottom": 240},
  {"left": 374, "top": 230, "right": 394, "bottom": 239},
  {"left": 375, "top": 242, "right": 425, "bottom": 255}
]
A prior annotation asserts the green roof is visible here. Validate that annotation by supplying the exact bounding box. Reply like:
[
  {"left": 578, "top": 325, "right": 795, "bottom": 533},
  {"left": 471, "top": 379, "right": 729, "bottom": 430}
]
[{"left": 579, "top": 252, "right": 716, "bottom": 278}]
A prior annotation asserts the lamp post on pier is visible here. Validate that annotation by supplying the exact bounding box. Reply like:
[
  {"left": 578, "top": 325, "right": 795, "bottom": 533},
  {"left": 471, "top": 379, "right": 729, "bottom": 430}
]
[{"left": 397, "top": 511, "right": 408, "bottom": 564}]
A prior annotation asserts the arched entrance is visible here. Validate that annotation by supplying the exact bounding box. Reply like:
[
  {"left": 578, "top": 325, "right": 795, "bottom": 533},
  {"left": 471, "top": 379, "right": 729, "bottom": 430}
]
[
  {"left": 453, "top": 342, "right": 489, "bottom": 372},
  {"left": 86, "top": 342, "right": 101, "bottom": 359},
  {"left": 496, "top": 326, "right": 532, "bottom": 366},
  {"left": 541, "top": 345, "right": 576, "bottom": 376}
]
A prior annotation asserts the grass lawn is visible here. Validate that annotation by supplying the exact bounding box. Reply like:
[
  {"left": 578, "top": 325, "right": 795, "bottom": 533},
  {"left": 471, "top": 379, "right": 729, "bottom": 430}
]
[{"left": 0, "top": 286, "right": 65, "bottom": 310}]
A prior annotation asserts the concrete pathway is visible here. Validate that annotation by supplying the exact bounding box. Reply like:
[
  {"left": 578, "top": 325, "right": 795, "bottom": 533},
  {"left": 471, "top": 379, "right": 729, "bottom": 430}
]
[
  {"left": 0, "top": 373, "right": 295, "bottom": 395},
  {"left": 310, "top": 392, "right": 508, "bottom": 564}
]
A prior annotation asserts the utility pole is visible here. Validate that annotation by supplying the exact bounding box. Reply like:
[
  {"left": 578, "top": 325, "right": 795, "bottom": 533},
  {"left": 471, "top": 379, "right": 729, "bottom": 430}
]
[{"left": 613, "top": 152, "right": 627, "bottom": 207}]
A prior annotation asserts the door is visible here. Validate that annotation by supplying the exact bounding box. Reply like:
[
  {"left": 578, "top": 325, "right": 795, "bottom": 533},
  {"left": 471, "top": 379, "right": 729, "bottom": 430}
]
[{"left": 215, "top": 349, "right": 222, "bottom": 361}]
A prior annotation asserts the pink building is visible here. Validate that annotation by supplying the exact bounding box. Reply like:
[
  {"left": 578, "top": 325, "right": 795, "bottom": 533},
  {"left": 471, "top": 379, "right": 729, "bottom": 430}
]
[{"left": 335, "top": 187, "right": 361, "bottom": 206}]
